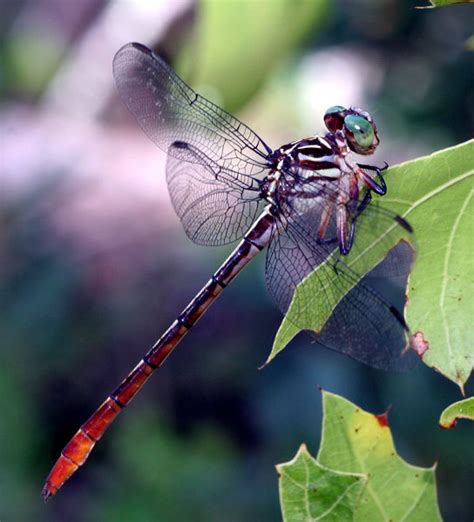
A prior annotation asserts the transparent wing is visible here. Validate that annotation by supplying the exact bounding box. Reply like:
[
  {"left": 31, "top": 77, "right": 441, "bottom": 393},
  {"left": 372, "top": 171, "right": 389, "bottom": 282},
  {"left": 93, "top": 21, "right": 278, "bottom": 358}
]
[
  {"left": 317, "top": 240, "right": 416, "bottom": 370},
  {"left": 166, "top": 142, "right": 264, "bottom": 245},
  {"left": 113, "top": 43, "right": 272, "bottom": 177},
  {"left": 266, "top": 178, "right": 417, "bottom": 371}
]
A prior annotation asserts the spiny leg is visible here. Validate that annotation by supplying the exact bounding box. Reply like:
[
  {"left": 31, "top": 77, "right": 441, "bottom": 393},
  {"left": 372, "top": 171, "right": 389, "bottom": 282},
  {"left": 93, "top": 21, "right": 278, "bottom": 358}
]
[
  {"left": 357, "top": 162, "right": 387, "bottom": 195},
  {"left": 345, "top": 190, "right": 373, "bottom": 254},
  {"left": 317, "top": 202, "right": 334, "bottom": 243},
  {"left": 336, "top": 203, "right": 350, "bottom": 255}
]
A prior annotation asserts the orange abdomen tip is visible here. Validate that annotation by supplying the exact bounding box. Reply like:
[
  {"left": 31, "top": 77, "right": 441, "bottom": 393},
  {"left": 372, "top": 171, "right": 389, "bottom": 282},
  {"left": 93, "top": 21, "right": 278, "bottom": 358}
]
[
  {"left": 42, "top": 429, "right": 96, "bottom": 501},
  {"left": 42, "top": 454, "right": 78, "bottom": 500}
]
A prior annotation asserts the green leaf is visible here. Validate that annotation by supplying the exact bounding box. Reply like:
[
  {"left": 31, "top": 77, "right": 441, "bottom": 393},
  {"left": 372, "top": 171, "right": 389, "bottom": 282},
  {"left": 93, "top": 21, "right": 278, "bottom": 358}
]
[
  {"left": 439, "top": 397, "right": 474, "bottom": 428},
  {"left": 268, "top": 140, "right": 474, "bottom": 391},
  {"left": 400, "top": 141, "right": 474, "bottom": 390},
  {"left": 317, "top": 391, "right": 442, "bottom": 521},
  {"left": 277, "top": 444, "right": 366, "bottom": 522},
  {"left": 417, "top": 0, "right": 474, "bottom": 7},
  {"left": 177, "top": 0, "right": 328, "bottom": 112}
]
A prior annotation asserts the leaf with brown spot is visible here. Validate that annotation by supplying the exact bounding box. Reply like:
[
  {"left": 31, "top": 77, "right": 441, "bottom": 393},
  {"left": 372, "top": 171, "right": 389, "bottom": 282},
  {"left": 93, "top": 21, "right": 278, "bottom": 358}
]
[{"left": 278, "top": 391, "right": 442, "bottom": 521}]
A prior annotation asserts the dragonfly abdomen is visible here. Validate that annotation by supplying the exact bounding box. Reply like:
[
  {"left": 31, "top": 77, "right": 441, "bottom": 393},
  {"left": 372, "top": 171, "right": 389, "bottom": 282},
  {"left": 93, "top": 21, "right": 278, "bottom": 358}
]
[{"left": 42, "top": 208, "right": 275, "bottom": 499}]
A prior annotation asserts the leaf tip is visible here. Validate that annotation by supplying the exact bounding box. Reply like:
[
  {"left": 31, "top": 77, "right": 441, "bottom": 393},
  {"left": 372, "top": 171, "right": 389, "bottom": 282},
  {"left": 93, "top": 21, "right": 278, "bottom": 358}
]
[
  {"left": 439, "top": 397, "right": 474, "bottom": 428},
  {"left": 258, "top": 354, "right": 273, "bottom": 370},
  {"left": 439, "top": 419, "right": 457, "bottom": 429},
  {"left": 320, "top": 388, "right": 333, "bottom": 399},
  {"left": 298, "top": 442, "right": 309, "bottom": 454},
  {"left": 374, "top": 404, "right": 392, "bottom": 428},
  {"left": 456, "top": 373, "right": 466, "bottom": 397}
]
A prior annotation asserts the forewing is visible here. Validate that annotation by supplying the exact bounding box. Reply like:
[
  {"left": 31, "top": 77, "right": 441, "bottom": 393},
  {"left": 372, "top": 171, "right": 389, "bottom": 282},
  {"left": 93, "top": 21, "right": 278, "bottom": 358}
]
[
  {"left": 266, "top": 181, "right": 417, "bottom": 371},
  {"left": 113, "top": 43, "right": 271, "bottom": 177},
  {"left": 166, "top": 142, "right": 264, "bottom": 245}
]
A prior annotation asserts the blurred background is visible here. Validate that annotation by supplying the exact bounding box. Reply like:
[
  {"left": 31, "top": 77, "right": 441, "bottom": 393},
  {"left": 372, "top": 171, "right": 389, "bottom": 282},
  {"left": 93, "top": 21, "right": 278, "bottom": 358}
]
[{"left": 0, "top": 0, "right": 473, "bottom": 520}]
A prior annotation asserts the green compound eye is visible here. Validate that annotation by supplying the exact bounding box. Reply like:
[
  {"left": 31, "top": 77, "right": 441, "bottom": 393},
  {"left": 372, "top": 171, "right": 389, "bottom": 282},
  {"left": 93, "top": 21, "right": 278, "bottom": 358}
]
[
  {"left": 324, "top": 106, "right": 347, "bottom": 132},
  {"left": 325, "top": 105, "right": 346, "bottom": 117},
  {"left": 344, "top": 115, "right": 375, "bottom": 149}
]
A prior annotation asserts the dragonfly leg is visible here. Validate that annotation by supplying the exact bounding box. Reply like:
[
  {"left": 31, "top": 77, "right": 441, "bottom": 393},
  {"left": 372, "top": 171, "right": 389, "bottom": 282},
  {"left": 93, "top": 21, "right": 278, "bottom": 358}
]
[
  {"left": 335, "top": 173, "right": 355, "bottom": 255},
  {"left": 345, "top": 218, "right": 356, "bottom": 253},
  {"left": 358, "top": 161, "right": 388, "bottom": 173},
  {"left": 339, "top": 189, "right": 372, "bottom": 258},
  {"left": 356, "top": 190, "right": 372, "bottom": 215},
  {"left": 357, "top": 162, "right": 387, "bottom": 195},
  {"left": 336, "top": 203, "right": 350, "bottom": 255},
  {"left": 317, "top": 202, "right": 334, "bottom": 242},
  {"left": 357, "top": 161, "right": 388, "bottom": 173}
]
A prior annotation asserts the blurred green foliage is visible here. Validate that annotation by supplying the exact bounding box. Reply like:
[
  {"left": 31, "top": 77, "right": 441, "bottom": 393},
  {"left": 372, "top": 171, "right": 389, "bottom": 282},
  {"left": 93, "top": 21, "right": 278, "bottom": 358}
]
[
  {"left": 178, "top": 0, "right": 328, "bottom": 113},
  {"left": 92, "top": 412, "right": 275, "bottom": 521}
]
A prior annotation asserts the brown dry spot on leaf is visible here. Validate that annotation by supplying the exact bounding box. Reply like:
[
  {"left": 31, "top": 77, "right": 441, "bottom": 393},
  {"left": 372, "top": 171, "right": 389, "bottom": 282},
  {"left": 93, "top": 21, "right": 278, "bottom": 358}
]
[{"left": 411, "top": 331, "right": 429, "bottom": 357}]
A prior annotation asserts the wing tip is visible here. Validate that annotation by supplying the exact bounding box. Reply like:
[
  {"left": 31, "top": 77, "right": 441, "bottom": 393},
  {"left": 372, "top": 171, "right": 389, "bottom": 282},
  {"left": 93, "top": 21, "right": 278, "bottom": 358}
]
[
  {"left": 394, "top": 215, "right": 414, "bottom": 233},
  {"left": 114, "top": 42, "right": 153, "bottom": 62},
  {"left": 129, "top": 42, "right": 154, "bottom": 55}
]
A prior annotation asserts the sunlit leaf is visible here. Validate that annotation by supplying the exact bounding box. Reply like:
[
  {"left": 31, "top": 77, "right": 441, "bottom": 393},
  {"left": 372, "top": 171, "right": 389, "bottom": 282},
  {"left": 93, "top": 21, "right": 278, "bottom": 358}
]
[
  {"left": 417, "top": 0, "right": 474, "bottom": 7},
  {"left": 439, "top": 397, "right": 474, "bottom": 428},
  {"left": 317, "top": 391, "right": 442, "bottom": 521},
  {"left": 178, "top": 0, "right": 329, "bottom": 112},
  {"left": 270, "top": 140, "right": 474, "bottom": 390},
  {"left": 277, "top": 444, "right": 366, "bottom": 521},
  {"left": 399, "top": 141, "right": 474, "bottom": 390}
]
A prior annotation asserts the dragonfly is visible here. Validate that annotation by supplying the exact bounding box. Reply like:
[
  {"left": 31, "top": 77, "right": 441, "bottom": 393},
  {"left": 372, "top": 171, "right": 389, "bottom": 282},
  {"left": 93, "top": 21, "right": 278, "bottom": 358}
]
[{"left": 43, "top": 42, "right": 417, "bottom": 499}]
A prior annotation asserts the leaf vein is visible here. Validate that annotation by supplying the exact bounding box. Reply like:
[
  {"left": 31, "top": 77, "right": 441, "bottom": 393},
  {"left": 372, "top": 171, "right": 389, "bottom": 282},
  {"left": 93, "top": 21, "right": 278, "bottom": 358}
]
[
  {"left": 439, "top": 188, "right": 472, "bottom": 371},
  {"left": 398, "top": 479, "right": 430, "bottom": 522},
  {"left": 314, "top": 480, "right": 360, "bottom": 520}
]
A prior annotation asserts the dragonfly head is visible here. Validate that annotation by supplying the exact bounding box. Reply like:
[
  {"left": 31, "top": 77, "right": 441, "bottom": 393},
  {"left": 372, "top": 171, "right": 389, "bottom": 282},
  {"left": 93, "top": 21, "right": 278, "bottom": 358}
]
[{"left": 324, "top": 106, "right": 379, "bottom": 156}]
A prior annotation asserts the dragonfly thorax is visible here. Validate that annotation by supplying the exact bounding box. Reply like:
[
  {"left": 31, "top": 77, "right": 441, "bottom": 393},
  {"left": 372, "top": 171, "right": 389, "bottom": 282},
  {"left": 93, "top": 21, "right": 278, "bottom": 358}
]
[{"left": 261, "top": 126, "right": 387, "bottom": 257}]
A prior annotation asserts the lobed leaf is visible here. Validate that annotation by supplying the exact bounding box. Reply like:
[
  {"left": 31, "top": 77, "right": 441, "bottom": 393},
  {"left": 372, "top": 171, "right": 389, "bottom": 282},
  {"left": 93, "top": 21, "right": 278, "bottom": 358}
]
[
  {"left": 317, "top": 391, "right": 442, "bottom": 521},
  {"left": 278, "top": 391, "right": 442, "bottom": 521},
  {"left": 277, "top": 445, "right": 366, "bottom": 521},
  {"left": 439, "top": 397, "right": 474, "bottom": 428}
]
